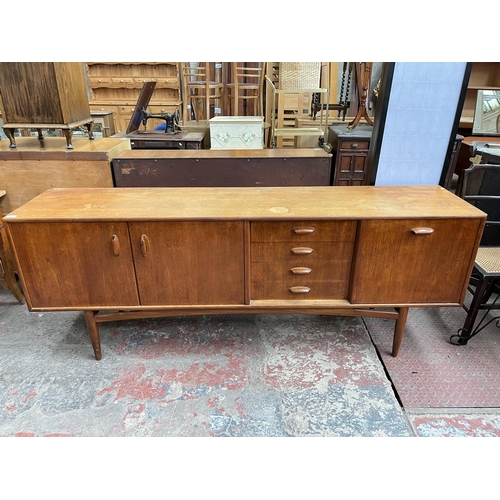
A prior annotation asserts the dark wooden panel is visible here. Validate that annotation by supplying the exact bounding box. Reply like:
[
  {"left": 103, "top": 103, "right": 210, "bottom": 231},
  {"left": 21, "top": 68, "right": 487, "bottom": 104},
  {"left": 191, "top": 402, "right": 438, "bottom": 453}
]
[{"left": 112, "top": 156, "right": 331, "bottom": 187}]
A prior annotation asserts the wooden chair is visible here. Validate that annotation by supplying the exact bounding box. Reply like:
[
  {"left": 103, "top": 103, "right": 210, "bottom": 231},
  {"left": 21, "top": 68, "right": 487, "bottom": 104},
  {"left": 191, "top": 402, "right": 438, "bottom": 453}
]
[
  {"left": 450, "top": 163, "right": 500, "bottom": 345},
  {"left": 179, "top": 63, "right": 224, "bottom": 124},
  {"left": 225, "top": 63, "right": 264, "bottom": 116},
  {"left": 0, "top": 191, "right": 25, "bottom": 304}
]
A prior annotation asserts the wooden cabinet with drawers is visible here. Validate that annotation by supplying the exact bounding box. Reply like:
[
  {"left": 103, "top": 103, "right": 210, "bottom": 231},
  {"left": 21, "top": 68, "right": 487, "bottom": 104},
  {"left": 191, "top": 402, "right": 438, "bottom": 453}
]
[
  {"left": 328, "top": 124, "right": 373, "bottom": 185},
  {"left": 5, "top": 186, "right": 485, "bottom": 361}
]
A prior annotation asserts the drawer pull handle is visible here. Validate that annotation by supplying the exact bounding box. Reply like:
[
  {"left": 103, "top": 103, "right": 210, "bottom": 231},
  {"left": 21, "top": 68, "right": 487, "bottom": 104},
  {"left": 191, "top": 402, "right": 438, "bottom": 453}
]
[
  {"left": 411, "top": 227, "right": 434, "bottom": 235},
  {"left": 351, "top": 143, "right": 359, "bottom": 148},
  {"left": 290, "top": 267, "right": 312, "bottom": 275},
  {"left": 289, "top": 286, "right": 311, "bottom": 294},
  {"left": 293, "top": 226, "right": 315, "bottom": 234},
  {"left": 111, "top": 235, "right": 120, "bottom": 256},
  {"left": 140, "top": 234, "right": 150, "bottom": 256},
  {"left": 291, "top": 247, "right": 314, "bottom": 255}
]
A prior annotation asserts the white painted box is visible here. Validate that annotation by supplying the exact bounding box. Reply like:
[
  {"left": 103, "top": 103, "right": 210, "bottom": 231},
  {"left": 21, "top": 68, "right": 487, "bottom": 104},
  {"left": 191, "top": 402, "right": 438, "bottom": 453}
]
[{"left": 209, "top": 116, "right": 264, "bottom": 149}]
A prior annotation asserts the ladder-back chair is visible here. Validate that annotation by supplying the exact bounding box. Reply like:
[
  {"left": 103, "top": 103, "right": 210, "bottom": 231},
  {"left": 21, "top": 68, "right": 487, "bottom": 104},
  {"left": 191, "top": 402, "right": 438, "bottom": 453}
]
[
  {"left": 225, "top": 63, "right": 264, "bottom": 116},
  {"left": 179, "top": 63, "right": 224, "bottom": 124}
]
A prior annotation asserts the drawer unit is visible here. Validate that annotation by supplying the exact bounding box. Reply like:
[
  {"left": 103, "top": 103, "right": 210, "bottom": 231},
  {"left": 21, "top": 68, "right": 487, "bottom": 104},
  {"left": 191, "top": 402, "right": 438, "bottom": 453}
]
[{"left": 250, "top": 220, "right": 356, "bottom": 300}]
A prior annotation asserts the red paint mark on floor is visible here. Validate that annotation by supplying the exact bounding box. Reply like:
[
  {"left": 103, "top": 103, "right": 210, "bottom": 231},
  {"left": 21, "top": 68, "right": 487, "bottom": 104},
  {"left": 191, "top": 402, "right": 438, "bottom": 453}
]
[
  {"left": 97, "top": 365, "right": 166, "bottom": 402},
  {"left": 413, "top": 415, "right": 500, "bottom": 437},
  {"left": 23, "top": 392, "right": 37, "bottom": 403},
  {"left": 6, "top": 406, "right": 17, "bottom": 412},
  {"left": 14, "top": 432, "right": 36, "bottom": 437},
  {"left": 157, "top": 357, "right": 247, "bottom": 391}
]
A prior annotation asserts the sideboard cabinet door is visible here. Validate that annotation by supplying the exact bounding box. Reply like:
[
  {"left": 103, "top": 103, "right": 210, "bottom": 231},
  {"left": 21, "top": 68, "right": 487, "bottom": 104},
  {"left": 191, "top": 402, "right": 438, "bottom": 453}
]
[
  {"left": 349, "top": 218, "right": 483, "bottom": 304},
  {"left": 128, "top": 221, "right": 245, "bottom": 305},
  {"left": 8, "top": 222, "right": 140, "bottom": 308}
]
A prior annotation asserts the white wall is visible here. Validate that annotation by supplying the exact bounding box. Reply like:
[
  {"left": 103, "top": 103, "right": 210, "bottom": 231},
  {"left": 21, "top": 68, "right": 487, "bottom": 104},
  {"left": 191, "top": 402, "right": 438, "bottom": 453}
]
[{"left": 375, "top": 62, "right": 467, "bottom": 186}]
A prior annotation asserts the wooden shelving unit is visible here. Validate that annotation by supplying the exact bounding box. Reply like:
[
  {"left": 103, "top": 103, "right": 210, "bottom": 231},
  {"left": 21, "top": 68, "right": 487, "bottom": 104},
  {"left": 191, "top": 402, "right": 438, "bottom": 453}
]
[
  {"left": 86, "top": 62, "right": 181, "bottom": 133},
  {"left": 460, "top": 63, "right": 500, "bottom": 129}
]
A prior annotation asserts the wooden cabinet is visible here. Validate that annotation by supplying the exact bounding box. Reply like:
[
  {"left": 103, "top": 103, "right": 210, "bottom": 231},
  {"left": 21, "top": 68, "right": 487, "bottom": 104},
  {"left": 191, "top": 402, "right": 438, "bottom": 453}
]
[
  {"left": 5, "top": 186, "right": 485, "bottom": 360},
  {"left": 0, "top": 137, "right": 130, "bottom": 214},
  {"left": 0, "top": 62, "right": 93, "bottom": 149},
  {"left": 328, "top": 124, "right": 372, "bottom": 185},
  {"left": 86, "top": 63, "right": 181, "bottom": 133}
]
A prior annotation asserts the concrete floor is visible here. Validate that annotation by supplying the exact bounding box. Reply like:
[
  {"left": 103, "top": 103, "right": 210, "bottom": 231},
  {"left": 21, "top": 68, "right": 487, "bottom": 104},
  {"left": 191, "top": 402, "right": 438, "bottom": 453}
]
[
  {"left": 2, "top": 284, "right": 500, "bottom": 441},
  {"left": 0, "top": 288, "right": 411, "bottom": 437}
]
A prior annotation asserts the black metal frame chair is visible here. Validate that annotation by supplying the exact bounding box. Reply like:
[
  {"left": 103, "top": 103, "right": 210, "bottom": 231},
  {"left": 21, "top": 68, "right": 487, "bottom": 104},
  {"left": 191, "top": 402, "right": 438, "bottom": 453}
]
[{"left": 450, "top": 163, "right": 500, "bottom": 345}]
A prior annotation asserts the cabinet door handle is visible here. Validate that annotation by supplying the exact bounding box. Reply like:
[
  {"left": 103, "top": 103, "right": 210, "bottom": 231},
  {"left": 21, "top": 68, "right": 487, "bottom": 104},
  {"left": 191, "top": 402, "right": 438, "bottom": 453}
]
[
  {"left": 291, "top": 247, "right": 314, "bottom": 255},
  {"left": 293, "top": 226, "right": 315, "bottom": 235},
  {"left": 289, "top": 286, "right": 311, "bottom": 294},
  {"left": 290, "top": 267, "right": 312, "bottom": 274},
  {"left": 111, "top": 235, "right": 120, "bottom": 256},
  {"left": 140, "top": 234, "right": 150, "bottom": 256},
  {"left": 411, "top": 227, "right": 434, "bottom": 235}
]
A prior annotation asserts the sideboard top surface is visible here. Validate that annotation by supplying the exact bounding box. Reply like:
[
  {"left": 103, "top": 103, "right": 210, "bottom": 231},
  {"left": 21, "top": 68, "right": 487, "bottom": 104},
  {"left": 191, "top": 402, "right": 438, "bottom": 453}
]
[
  {"left": 113, "top": 148, "right": 332, "bottom": 160},
  {"left": 4, "top": 186, "right": 486, "bottom": 223}
]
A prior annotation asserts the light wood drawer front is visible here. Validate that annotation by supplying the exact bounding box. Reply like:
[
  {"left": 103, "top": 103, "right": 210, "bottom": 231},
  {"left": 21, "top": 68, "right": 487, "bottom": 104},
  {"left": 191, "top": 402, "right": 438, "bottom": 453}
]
[
  {"left": 251, "top": 221, "right": 356, "bottom": 242},
  {"left": 251, "top": 261, "right": 351, "bottom": 283},
  {"left": 252, "top": 280, "right": 350, "bottom": 300},
  {"left": 251, "top": 241, "right": 354, "bottom": 263},
  {"left": 339, "top": 139, "right": 370, "bottom": 150}
]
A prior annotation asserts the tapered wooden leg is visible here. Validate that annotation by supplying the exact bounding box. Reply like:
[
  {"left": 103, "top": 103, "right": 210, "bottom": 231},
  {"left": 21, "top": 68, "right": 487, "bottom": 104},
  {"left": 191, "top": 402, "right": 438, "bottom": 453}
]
[
  {"left": 84, "top": 310, "right": 102, "bottom": 360},
  {"left": 392, "top": 307, "right": 409, "bottom": 357},
  {"left": 0, "top": 226, "right": 25, "bottom": 304}
]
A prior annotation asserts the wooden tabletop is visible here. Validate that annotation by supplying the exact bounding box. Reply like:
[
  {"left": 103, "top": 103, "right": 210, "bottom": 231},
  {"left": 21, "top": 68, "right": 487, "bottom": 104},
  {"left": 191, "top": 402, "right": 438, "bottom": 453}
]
[{"left": 4, "top": 185, "right": 486, "bottom": 222}]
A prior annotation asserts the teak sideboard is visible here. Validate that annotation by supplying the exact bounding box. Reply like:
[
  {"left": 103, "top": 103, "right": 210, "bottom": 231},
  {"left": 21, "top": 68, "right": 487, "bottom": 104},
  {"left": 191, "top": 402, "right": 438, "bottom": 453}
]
[{"left": 4, "top": 186, "right": 485, "bottom": 360}]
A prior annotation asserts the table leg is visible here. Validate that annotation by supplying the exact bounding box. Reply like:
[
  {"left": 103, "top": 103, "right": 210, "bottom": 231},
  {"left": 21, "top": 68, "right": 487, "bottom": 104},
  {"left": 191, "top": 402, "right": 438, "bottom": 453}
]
[
  {"left": 84, "top": 311, "right": 102, "bottom": 360},
  {"left": 62, "top": 130, "right": 73, "bottom": 149},
  {"left": 3, "top": 128, "right": 17, "bottom": 148},
  {"left": 392, "top": 307, "right": 409, "bottom": 357},
  {"left": 85, "top": 122, "right": 95, "bottom": 140}
]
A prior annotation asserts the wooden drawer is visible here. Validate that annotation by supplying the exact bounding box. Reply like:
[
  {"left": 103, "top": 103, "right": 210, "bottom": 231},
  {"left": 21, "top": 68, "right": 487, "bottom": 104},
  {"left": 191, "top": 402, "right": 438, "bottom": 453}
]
[
  {"left": 251, "top": 221, "right": 356, "bottom": 242},
  {"left": 251, "top": 260, "right": 351, "bottom": 282},
  {"left": 251, "top": 280, "right": 350, "bottom": 300},
  {"left": 251, "top": 241, "right": 355, "bottom": 263},
  {"left": 339, "top": 139, "right": 370, "bottom": 150}
]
